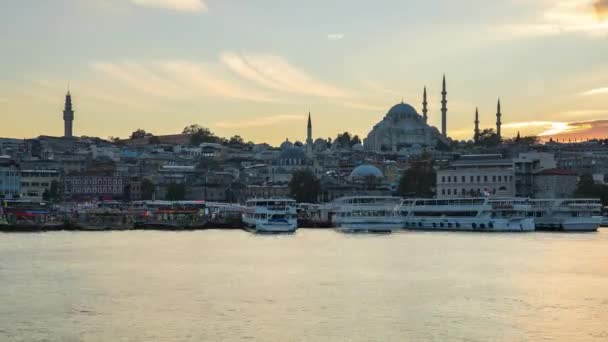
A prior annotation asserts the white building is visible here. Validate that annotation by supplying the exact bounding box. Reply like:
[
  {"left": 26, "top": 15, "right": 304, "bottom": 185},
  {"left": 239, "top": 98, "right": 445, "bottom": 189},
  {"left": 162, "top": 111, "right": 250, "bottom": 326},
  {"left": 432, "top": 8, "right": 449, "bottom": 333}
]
[
  {"left": 20, "top": 169, "right": 60, "bottom": 201},
  {"left": 436, "top": 155, "right": 515, "bottom": 198}
]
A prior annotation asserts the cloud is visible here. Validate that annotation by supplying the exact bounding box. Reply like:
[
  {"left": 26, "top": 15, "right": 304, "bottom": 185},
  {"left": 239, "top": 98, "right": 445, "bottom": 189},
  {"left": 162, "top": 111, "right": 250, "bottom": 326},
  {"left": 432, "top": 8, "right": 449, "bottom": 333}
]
[
  {"left": 327, "top": 33, "right": 344, "bottom": 41},
  {"left": 91, "top": 61, "right": 274, "bottom": 102},
  {"left": 214, "top": 114, "right": 302, "bottom": 128},
  {"left": 581, "top": 86, "right": 608, "bottom": 95},
  {"left": 537, "top": 120, "right": 608, "bottom": 140},
  {"left": 503, "top": 0, "right": 608, "bottom": 37},
  {"left": 220, "top": 52, "right": 353, "bottom": 99},
  {"left": 130, "top": 0, "right": 206, "bottom": 12}
]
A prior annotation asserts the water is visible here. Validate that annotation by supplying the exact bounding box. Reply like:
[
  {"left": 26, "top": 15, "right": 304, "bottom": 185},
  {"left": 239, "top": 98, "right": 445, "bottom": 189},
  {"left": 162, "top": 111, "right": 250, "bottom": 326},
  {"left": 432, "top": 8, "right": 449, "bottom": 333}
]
[{"left": 1, "top": 229, "right": 608, "bottom": 342}]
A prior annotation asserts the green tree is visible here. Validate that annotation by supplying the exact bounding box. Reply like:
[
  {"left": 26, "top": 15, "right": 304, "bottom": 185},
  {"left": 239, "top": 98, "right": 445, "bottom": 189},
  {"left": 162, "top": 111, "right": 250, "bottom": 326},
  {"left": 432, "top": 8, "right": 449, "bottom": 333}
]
[
  {"left": 148, "top": 136, "right": 161, "bottom": 145},
  {"left": 398, "top": 155, "right": 436, "bottom": 197},
  {"left": 574, "top": 174, "right": 608, "bottom": 205},
  {"left": 477, "top": 128, "right": 501, "bottom": 147},
  {"left": 196, "top": 157, "right": 222, "bottom": 171},
  {"left": 130, "top": 129, "right": 148, "bottom": 140},
  {"left": 166, "top": 183, "right": 186, "bottom": 201},
  {"left": 289, "top": 169, "right": 321, "bottom": 203},
  {"left": 141, "top": 178, "right": 156, "bottom": 200},
  {"left": 183, "top": 125, "right": 222, "bottom": 145}
]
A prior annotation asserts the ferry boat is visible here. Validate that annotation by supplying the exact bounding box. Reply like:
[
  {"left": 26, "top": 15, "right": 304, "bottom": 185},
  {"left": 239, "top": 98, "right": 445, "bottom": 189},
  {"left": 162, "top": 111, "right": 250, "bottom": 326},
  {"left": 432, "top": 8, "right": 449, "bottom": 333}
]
[
  {"left": 330, "top": 196, "right": 403, "bottom": 233},
  {"left": 527, "top": 198, "right": 602, "bottom": 232},
  {"left": 134, "top": 201, "right": 208, "bottom": 230},
  {"left": 0, "top": 200, "right": 65, "bottom": 231},
  {"left": 242, "top": 199, "right": 298, "bottom": 233},
  {"left": 399, "top": 198, "right": 535, "bottom": 232}
]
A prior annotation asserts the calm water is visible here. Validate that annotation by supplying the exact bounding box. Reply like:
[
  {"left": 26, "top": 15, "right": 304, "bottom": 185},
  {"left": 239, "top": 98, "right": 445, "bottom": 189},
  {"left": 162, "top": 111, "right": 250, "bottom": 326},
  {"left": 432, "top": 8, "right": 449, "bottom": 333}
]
[{"left": 1, "top": 229, "right": 608, "bottom": 342}]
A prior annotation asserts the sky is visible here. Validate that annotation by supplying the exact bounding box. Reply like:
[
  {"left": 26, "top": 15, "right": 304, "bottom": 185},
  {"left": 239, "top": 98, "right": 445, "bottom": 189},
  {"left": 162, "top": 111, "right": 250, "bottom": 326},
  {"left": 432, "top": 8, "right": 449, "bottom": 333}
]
[{"left": 1, "top": 0, "right": 608, "bottom": 145}]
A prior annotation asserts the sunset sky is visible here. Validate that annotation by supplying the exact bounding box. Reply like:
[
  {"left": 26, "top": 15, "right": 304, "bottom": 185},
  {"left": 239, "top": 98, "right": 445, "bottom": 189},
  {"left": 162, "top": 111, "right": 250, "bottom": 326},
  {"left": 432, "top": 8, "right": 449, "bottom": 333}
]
[{"left": 1, "top": 0, "right": 608, "bottom": 145}]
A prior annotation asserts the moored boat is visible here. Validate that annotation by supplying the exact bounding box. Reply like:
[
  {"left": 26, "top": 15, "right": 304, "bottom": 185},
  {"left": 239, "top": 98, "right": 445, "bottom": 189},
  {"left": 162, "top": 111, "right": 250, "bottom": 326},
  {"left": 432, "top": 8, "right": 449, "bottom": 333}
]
[
  {"left": 527, "top": 198, "right": 602, "bottom": 232},
  {"left": 330, "top": 196, "right": 402, "bottom": 233},
  {"left": 399, "top": 198, "right": 535, "bottom": 232},
  {"left": 243, "top": 198, "right": 298, "bottom": 233}
]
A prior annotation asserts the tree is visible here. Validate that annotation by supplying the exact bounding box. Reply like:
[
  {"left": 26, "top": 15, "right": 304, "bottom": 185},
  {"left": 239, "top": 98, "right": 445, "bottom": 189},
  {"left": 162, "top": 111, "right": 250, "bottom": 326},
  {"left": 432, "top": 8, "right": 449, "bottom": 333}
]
[
  {"left": 289, "top": 169, "right": 321, "bottom": 203},
  {"left": 196, "top": 157, "right": 222, "bottom": 171},
  {"left": 351, "top": 135, "right": 362, "bottom": 146},
  {"left": 228, "top": 135, "right": 245, "bottom": 146},
  {"left": 130, "top": 129, "right": 148, "bottom": 140},
  {"left": 148, "top": 136, "right": 161, "bottom": 145},
  {"left": 574, "top": 174, "right": 608, "bottom": 206},
  {"left": 183, "top": 125, "right": 221, "bottom": 145},
  {"left": 141, "top": 178, "right": 156, "bottom": 200},
  {"left": 398, "top": 155, "right": 436, "bottom": 197},
  {"left": 477, "top": 128, "right": 501, "bottom": 147},
  {"left": 166, "top": 183, "right": 186, "bottom": 201}
]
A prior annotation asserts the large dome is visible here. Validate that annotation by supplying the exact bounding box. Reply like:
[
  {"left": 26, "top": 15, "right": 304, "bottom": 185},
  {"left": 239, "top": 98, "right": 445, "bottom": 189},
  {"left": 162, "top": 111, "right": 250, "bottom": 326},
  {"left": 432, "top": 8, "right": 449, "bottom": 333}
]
[
  {"left": 387, "top": 102, "right": 418, "bottom": 116},
  {"left": 350, "top": 164, "right": 384, "bottom": 178},
  {"left": 279, "top": 147, "right": 306, "bottom": 160},
  {"left": 280, "top": 139, "right": 293, "bottom": 150}
]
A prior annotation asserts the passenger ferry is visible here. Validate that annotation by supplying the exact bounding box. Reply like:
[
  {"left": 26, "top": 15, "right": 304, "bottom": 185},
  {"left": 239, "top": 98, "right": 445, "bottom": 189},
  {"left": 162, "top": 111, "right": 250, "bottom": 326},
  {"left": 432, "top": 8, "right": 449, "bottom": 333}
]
[
  {"left": 399, "top": 198, "right": 535, "bottom": 232},
  {"left": 133, "top": 200, "right": 208, "bottom": 230},
  {"left": 330, "top": 196, "right": 403, "bottom": 233},
  {"left": 527, "top": 198, "right": 602, "bottom": 232},
  {"left": 242, "top": 198, "right": 298, "bottom": 233}
]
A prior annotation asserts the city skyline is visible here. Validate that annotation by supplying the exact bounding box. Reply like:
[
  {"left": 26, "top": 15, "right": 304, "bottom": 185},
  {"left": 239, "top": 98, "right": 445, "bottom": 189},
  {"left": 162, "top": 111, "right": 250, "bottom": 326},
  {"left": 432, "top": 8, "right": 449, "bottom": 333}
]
[{"left": 2, "top": 0, "right": 608, "bottom": 144}]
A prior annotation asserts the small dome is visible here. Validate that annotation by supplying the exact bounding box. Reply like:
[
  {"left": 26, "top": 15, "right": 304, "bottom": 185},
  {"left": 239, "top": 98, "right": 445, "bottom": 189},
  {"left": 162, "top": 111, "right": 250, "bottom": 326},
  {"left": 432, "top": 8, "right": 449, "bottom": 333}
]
[
  {"left": 352, "top": 143, "right": 364, "bottom": 151},
  {"left": 350, "top": 164, "right": 383, "bottom": 178},
  {"left": 279, "top": 147, "right": 306, "bottom": 160},
  {"left": 387, "top": 102, "right": 418, "bottom": 116},
  {"left": 280, "top": 139, "right": 293, "bottom": 150}
]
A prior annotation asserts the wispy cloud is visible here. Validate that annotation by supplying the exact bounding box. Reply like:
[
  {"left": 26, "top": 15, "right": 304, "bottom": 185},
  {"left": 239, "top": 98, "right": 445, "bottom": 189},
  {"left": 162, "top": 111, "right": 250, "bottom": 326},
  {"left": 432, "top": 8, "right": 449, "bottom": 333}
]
[
  {"left": 503, "top": 0, "right": 608, "bottom": 37},
  {"left": 581, "top": 86, "right": 608, "bottom": 95},
  {"left": 130, "top": 0, "right": 207, "bottom": 12},
  {"left": 91, "top": 61, "right": 274, "bottom": 102},
  {"left": 327, "top": 33, "right": 344, "bottom": 41},
  {"left": 220, "top": 52, "right": 353, "bottom": 98},
  {"left": 214, "top": 114, "right": 302, "bottom": 128}
]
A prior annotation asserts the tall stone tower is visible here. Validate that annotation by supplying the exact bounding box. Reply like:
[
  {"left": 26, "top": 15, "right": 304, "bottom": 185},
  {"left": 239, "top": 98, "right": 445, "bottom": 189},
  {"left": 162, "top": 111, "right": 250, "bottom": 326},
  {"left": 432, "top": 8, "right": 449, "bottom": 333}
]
[
  {"left": 63, "top": 91, "right": 74, "bottom": 138},
  {"left": 474, "top": 107, "right": 480, "bottom": 143},
  {"left": 422, "top": 86, "right": 428, "bottom": 123},
  {"left": 441, "top": 75, "right": 447, "bottom": 138},
  {"left": 306, "top": 112, "right": 313, "bottom": 157},
  {"left": 496, "top": 98, "right": 502, "bottom": 140}
]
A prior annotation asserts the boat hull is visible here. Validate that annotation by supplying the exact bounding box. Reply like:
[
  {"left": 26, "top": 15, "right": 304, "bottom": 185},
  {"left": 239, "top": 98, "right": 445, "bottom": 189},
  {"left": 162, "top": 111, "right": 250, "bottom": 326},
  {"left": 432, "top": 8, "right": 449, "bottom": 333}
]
[{"left": 402, "top": 217, "right": 535, "bottom": 232}]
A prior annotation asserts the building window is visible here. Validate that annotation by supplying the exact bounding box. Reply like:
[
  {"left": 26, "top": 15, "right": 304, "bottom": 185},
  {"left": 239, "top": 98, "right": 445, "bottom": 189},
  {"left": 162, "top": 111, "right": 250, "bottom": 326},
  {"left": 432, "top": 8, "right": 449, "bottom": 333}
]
[
  {"left": 462, "top": 176, "right": 465, "bottom": 182},
  {"left": 447, "top": 189, "right": 451, "bottom": 195},
  {"left": 441, "top": 176, "right": 445, "bottom": 183},
  {"left": 492, "top": 175, "right": 496, "bottom": 182},
  {"left": 484, "top": 175, "right": 488, "bottom": 182},
  {"left": 441, "top": 189, "right": 445, "bottom": 195},
  {"left": 470, "top": 176, "right": 474, "bottom": 182},
  {"left": 498, "top": 175, "right": 502, "bottom": 182},
  {"left": 477, "top": 176, "right": 480, "bottom": 182}
]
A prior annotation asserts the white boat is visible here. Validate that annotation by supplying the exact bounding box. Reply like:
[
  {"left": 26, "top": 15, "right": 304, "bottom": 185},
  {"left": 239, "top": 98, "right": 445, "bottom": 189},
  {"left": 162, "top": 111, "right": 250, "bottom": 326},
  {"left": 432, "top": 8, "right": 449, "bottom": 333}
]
[
  {"left": 330, "top": 196, "right": 403, "bottom": 233},
  {"left": 242, "top": 198, "right": 298, "bottom": 233},
  {"left": 527, "top": 198, "right": 602, "bottom": 232},
  {"left": 399, "top": 198, "right": 535, "bottom": 232}
]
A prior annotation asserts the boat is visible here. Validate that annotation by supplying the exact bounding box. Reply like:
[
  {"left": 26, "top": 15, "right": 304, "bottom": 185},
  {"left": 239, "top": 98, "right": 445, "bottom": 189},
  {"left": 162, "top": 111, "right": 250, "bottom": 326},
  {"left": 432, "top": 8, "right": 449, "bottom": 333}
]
[
  {"left": 205, "top": 202, "right": 245, "bottom": 229},
  {"left": 133, "top": 200, "right": 209, "bottom": 230},
  {"left": 0, "top": 200, "right": 66, "bottom": 232},
  {"left": 242, "top": 198, "right": 298, "bottom": 233},
  {"left": 399, "top": 198, "right": 535, "bottom": 232},
  {"left": 330, "top": 196, "right": 403, "bottom": 233},
  {"left": 527, "top": 198, "right": 602, "bottom": 232},
  {"left": 73, "top": 209, "right": 134, "bottom": 231}
]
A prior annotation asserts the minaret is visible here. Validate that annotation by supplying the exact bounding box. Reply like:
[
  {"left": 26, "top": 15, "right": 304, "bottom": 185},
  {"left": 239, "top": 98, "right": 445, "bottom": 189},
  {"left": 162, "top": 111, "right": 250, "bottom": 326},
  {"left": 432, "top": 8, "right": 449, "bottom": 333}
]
[
  {"left": 422, "top": 86, "right": 428, "bottom": 123},
  {"left": 474, "top": 107, "right": 480, "bottom": 144},
  {"left": 306, "top": 112, "right": 313, "bottom": 157},
  {"left": 63, "top": 90, "right": 74, "bottom": 138},
  {"left": 441, "top": 74, "right": 447, "bottom": 138},
  {"left": 496, "top": 98, "right": 502, "bottom": 140}
]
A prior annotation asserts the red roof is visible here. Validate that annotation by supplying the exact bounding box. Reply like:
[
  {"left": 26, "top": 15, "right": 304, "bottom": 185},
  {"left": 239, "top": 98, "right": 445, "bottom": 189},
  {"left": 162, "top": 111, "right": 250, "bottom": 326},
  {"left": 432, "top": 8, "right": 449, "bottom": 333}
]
[{"left": 536, "top": 168, "right": 577, "bottom": 176}]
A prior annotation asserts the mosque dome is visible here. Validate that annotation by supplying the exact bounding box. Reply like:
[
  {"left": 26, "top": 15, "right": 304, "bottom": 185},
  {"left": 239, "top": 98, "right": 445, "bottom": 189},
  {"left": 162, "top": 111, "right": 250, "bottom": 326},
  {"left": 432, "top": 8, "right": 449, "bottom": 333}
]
[
  {"left": 350, "top": 164, "right": 384, "bottom": 179},
  {"left": 352, "top": 143, "right": 364, "bottom": 151},
  {"left": 279, "top": 147, "right": 306, "bottom": 160},
  {"left": 387, "top": 102, "right": 418, "bottom": 117},
  {"left": 280, "top": 139, "right": 293, "bottom": 150}
]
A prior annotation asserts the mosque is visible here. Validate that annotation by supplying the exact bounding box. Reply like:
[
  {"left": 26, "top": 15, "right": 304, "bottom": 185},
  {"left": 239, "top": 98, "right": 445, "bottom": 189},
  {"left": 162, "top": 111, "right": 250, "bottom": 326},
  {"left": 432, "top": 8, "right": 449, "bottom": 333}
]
[{"left": 364, "top": 76, "right": 449, "bottom": 153}]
